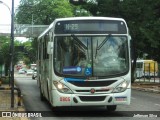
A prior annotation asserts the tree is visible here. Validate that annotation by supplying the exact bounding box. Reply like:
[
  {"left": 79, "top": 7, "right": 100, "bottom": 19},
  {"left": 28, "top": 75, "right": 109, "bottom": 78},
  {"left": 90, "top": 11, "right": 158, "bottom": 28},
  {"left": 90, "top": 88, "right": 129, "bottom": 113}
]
[
  {"left": 0, "top": 36, "right": 35, "bottom": 75},
  {"left": 78, "top": 0, "right": 160, "bottom": 82},
  {"left": 19, "top": 39, "right": 35, "bottom": 64},
  {"left": 0, "top": 36, "right": 10, "bottom": 76},
  {"left": 16, "top": 0, "right": 74, "bottom": 25},
  {"left": 79, "top": 0, "right": 160, "bottom": 61}
]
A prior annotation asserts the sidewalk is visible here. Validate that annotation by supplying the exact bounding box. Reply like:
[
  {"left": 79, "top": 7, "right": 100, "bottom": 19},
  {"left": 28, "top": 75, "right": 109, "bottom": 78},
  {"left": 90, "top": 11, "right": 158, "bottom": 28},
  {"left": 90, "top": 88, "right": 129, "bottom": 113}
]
[
  {"left": 0, "top": 84, "right": 29, "bottom": 120},
  {"left": 132, "top": 79, "right": 160, "bottom": 93}
]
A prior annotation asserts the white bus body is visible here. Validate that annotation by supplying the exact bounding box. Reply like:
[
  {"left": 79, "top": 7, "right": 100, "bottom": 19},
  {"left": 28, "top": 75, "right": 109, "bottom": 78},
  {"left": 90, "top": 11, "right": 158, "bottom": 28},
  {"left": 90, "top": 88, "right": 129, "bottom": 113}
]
[{"left": 37, "top": 17, "right": 131, "bottom": 111}]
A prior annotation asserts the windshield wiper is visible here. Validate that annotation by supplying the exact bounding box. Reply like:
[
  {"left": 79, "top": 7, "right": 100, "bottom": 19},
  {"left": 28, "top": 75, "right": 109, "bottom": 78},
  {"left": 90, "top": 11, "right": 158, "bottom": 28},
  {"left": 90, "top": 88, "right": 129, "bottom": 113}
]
[
  {"left": 95, "top": 34, "right": 112, "bottom": 59},
  {"left": 71, "top": 34, "right": 89, "bottom": 61},
  {"left": 71, "top": 34, "right": 88, "bottom": 50}
]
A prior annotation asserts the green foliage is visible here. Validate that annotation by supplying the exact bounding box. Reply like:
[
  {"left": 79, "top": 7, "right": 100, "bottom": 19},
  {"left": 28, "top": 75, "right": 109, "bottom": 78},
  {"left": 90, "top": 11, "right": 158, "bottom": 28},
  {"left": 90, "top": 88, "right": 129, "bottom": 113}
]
[
  {"left": 21, "top": 39, "right": 35, "bottom": 63},
  {"left": 1, "top": 76, "right": 10, "bottom": 84},
  {"left": 16, "top": 0, "right": 91, "bottom": 25},
  {"left": 81, "top": 0, "right": 160, "bottom": 62},
  {"left": 23, "top": 56, "right": 30, "bottom": 66},
  {"left": 16, "top": 0, "right": 74, "bottom": 25},
  {"left": 0, "top": 36, "right": 10, "bottom": 76},
  {"left": 0, "top": 36, "right": 35, "bottom": 70},
  {"left": 0, "top": 36, "right": 10, "bottom": 64}
]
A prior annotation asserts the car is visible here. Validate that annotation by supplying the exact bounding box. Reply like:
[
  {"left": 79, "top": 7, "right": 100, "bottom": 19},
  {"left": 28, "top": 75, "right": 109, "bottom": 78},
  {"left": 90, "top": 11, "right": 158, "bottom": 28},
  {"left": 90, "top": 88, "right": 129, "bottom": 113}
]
[
  {"left": 21, "top": 68, "right": 27, "bottom": 73},
  {"left": 26, "top": 69, "right": 34, "bottom": 76},
  {"left": 18, "top": 69, "right": 26, "bottom": 74}
]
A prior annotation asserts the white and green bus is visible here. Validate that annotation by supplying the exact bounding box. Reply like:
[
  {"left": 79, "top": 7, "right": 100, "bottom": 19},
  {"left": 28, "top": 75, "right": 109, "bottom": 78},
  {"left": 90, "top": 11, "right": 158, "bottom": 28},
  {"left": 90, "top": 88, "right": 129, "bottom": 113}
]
[{"left": 37, "top": 17, "right": 131, "bottom": 111}]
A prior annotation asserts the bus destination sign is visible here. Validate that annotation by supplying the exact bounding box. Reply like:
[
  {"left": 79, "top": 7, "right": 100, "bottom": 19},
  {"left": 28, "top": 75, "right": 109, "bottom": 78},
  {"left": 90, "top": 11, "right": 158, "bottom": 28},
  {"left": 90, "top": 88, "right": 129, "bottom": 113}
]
[{"left": 55, "top": 20, "right": 127, "bottom": 34}]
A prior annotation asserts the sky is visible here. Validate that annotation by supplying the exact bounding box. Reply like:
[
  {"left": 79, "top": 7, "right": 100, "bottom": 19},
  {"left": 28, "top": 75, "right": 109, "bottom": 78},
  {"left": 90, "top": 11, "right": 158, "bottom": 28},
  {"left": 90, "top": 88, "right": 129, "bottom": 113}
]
[
  {"left": 0, "top": 0, "right": 20, "bottom": 25},
  {"left": 0, "top": 0, "right": 28, "bottom": 42}
]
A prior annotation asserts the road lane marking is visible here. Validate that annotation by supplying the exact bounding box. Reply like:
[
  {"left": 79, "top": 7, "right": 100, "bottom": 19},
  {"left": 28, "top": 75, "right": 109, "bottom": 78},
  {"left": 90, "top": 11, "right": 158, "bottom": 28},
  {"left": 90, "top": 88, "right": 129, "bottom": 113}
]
[{"left": 155, "top": 104, "right": 160, "bottom": 107}]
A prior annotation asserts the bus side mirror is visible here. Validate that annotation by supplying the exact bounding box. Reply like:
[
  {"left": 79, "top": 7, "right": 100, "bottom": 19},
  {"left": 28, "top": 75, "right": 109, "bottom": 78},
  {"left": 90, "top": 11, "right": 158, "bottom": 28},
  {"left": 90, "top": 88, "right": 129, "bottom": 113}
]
[
  {"left": 47, "top": 42, "right": 53, "bottom": 54},
  {"left": 128, "top": 35, "right": 131, "bottom": 41}
]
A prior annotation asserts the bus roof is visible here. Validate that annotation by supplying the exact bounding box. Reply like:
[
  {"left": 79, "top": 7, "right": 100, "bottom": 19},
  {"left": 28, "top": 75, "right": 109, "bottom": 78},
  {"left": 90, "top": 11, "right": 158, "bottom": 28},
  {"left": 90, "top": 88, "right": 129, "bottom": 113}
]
[
  {"left": 38, "top": 16, "right": 127, "bottom": 39},
  {"left": 54, "top": 16, "right": 126, "bottom": 22},
  {"left": 136, "top": 59, "right": 156, "bottom": 63}
]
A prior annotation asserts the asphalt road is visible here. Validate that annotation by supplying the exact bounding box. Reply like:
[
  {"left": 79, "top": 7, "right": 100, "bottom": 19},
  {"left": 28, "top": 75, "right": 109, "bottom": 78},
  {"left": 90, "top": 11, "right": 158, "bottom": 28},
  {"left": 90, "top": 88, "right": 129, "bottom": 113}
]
[{"left": 14, "top": 74, "right": 160, "bottom": 120}]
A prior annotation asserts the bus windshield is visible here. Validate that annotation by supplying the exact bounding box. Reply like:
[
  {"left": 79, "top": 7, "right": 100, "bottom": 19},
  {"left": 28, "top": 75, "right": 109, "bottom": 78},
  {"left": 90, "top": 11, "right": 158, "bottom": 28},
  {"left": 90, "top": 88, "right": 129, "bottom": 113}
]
[{"left": 54, "top": 35, "right": 129, "bottom": 78}]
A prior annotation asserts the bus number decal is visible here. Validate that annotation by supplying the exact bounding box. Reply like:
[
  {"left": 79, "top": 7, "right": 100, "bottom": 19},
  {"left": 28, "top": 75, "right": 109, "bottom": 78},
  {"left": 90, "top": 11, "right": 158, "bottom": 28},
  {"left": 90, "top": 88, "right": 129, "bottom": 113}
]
[
  {"left": 65, "top": 24, "right": 79, "bottom": 31},
  {"left": 60, "top": 97, "right": 70, "bottom": 102}
]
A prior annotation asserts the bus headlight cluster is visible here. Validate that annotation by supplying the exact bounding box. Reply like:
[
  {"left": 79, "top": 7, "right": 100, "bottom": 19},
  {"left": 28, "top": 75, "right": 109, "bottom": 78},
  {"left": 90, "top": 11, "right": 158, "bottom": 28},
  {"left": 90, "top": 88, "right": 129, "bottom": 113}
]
[
  {"left": 112, "top": 81, "right": 129, "bottom": 93},
  {"left": 53, "top": 81, "right": 73, "bottom": 94}
]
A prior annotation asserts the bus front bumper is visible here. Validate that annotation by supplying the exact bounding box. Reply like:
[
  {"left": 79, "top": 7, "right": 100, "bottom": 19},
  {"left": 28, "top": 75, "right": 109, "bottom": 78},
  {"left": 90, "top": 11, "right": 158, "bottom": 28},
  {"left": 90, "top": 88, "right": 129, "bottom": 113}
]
[{"left": 50, "top": 89, "right": 131, "bottom": 107}]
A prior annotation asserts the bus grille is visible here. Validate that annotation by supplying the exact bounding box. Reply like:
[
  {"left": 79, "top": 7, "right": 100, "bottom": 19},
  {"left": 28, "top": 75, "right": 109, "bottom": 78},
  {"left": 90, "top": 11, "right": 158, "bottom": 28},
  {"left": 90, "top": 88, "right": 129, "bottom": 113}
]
[
  {"left": 79, "top": 96, "right": 106, "bottom": 102},
  {"left": 68, "top": 80, "right": 117, "bottom": 87},
  {"left": 76, "top": 89, "right": 110, "bottom": 93}
]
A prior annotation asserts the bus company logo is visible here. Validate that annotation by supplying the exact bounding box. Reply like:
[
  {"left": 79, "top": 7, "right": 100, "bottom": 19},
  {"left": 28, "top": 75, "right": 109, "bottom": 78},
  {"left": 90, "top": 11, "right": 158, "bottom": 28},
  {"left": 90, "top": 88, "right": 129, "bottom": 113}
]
[
  {"left": 63, "top": 66, "right": 82, "bottom": 74},
  {"left": 90, "top": 88, "right": 96, "bottom": 94}
]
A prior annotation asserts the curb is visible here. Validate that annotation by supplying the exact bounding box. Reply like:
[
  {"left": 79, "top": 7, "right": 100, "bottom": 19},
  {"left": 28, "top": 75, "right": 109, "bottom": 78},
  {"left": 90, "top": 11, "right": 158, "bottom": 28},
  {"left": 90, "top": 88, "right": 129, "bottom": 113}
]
[{"left": 132, "top": 87, "right": 160, "bottom": 94}]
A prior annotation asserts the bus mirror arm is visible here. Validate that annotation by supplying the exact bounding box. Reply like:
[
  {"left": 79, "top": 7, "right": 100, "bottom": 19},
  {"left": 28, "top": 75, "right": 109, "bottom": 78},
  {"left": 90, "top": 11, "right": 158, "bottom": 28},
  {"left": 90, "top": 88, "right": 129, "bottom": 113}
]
[{"left": 47, "top": 42, "right": 53, "bottom": 54}]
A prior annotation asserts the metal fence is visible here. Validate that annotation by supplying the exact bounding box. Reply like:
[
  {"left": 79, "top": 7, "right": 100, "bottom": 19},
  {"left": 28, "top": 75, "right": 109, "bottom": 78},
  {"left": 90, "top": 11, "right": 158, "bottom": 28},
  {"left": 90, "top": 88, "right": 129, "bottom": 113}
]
[
  {"left": 0, "top": 24, "right": 49, "bottom": 37},
  {"left": 135, "top": 62, "right": 160, "bottom": 83}
]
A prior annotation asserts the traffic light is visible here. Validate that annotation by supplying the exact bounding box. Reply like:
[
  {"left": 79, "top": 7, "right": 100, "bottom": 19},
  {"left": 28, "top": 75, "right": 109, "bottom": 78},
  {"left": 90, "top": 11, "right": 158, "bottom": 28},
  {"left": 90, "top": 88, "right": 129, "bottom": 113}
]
[{"left": 69, "top": 0, "right": 86, "bottom": 5}]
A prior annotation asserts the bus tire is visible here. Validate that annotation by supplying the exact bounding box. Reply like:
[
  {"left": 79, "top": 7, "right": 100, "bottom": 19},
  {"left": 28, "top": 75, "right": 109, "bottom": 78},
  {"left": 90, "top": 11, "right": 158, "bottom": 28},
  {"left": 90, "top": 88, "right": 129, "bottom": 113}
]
[
  {"left": 52, "top": 107, "right": 58, "bottom": 112},
  {"left": 106, "top": 105, "right": 117, "bottom": 111}
]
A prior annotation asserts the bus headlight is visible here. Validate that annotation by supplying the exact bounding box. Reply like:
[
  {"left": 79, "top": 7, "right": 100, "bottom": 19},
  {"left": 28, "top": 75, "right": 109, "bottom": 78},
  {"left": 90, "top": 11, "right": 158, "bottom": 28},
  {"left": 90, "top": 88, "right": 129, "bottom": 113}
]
[
  {"left": 112, "top": 81, "right": 129, "bottom": 93},
  {"left": 53, "top": 81, "right": 73, "bottom": 94}
]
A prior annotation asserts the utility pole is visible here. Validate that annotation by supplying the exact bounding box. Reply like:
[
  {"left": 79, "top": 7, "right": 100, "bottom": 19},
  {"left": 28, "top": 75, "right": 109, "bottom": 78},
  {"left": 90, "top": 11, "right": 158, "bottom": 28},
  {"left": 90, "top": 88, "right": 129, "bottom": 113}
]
[{"left": 11, "top": 0, "right": 15, "bottom": 108}]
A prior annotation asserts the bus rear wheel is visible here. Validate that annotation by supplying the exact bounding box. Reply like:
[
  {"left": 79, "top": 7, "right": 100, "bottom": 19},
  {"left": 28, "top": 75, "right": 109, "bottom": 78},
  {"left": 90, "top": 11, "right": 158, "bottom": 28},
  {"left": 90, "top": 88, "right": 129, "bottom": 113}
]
[{"left": 106, "top": 105, "right": 117, "bottom": 111}]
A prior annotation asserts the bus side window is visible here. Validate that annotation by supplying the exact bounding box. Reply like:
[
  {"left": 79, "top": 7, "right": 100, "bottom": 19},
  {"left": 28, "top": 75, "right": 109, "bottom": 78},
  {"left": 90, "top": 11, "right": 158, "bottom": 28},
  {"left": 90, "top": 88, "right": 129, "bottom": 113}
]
[{"left": 43, "top": 34, "right": 49, "bottom": 59}]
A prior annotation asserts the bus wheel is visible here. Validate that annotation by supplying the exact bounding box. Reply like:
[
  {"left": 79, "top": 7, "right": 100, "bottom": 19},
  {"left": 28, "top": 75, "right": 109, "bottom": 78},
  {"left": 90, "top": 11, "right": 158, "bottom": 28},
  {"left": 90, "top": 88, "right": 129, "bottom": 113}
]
[
  {"left": 52, "top": 106, "right": 61, "bottom": 113},
  {"left": 52, "top": 107, "right": 57, "bottom": 111},
  {"left": 106, "top": 105, "right": 117, "bottom": 111}
]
